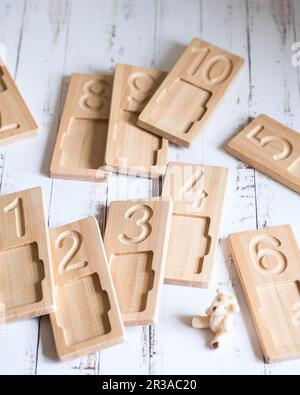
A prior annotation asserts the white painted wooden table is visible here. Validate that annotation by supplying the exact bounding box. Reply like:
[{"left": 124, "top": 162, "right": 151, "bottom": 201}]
[{"left": 0, "top": 0, "right": 300, "bottom": 376}]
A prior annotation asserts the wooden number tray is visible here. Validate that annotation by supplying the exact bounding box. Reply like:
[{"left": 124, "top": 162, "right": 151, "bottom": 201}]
[
  {"left": 0, "top": 63, "right": 37, "bottom": 145},
  {"left": 0, "top": 187, "right": 54, "bottom": 323},
  {"left": 105, "top": 64, "right": 168, "bottom": 178},
  {"left": 104, "top": 198, "right": 173, "bottom": 326},
  {"left": 162, "top": 163, "right": 228, "bottom": 287},
  {"left": 50, "top": 217, "right": 125, "bottom": 361},
  {"left": 229, "top": 225, "right": 300, "bottom": 363},
  {"left": 50, "top": 73, "right": 112, "bottom": 182},
  {"left": 138, "top": 38, "right": 245, "bottom": 147},
  {"left": 227, "top": 114, "right": 300, "bottom": 194}
]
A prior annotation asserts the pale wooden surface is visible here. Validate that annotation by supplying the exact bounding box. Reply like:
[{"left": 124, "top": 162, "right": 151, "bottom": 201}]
[
  {"left": 104, "top": 198, "right": 173, "bottom": 326},
  {"left": 0, "top": 0, "right": 300, "bottom": 375},
  {"left": 162, "top": 163, "right": 228, "bottom": 288},
  {"left": 227, "top": 114, "right": 300, "bottom": 194},
  {"left": 105, "top": 64, "right": 168, "bottom": 178},
  {"left": 138, "top": 38, "right": 245, "bottom": 147},
  {"left": 50, "top": 73, "right": 112, "bottom": 182},
  {"left": 0, "top": 187, "right": 55, "bottom": 323},
  {"left": 50, "top": 217, "right": 124, "bottom": 361},
  {"left": 229, "top": 225, "right": 300, "bottom": 363},
  {"left": 0, "top": 63, "right": 37, "bottom": 145}
]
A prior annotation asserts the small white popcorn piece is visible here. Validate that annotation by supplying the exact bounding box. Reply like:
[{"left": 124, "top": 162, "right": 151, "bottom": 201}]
[{"left": 192, "top": 289, "right": 240, "bottom": 349}]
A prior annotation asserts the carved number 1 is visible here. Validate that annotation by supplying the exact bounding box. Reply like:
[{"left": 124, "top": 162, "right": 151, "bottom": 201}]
[{"left": 4, "top": 197, "right": 25, "bottom": 237}]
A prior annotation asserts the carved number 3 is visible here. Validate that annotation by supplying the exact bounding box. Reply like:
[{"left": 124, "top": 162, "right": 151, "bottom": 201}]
[
  {"left": 119, "top": 205, "right": 153, "bottom": 245},
  {"left": 55, "top": 230, "right": 87, "bottom": 274}
]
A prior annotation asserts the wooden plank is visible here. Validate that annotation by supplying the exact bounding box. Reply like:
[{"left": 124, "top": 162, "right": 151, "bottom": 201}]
[
  {"left": 227, "top": 114, "right": 300, "bottom": 194},
  {"left": 0, "top": 187, "right": 54, "bottom": 322},
  {"left": 162, "top": 162, "right": 228, "bottom": 287},
  {"left": 49, "top": 217, "right": 124, "bottom": 361},
  {"left": 0, "top": 63, "right": 37, "bottom": 145},
  {"left": 104, "top": 198, "right": 173, "bottom": 326},
  {"left": 229, "top": 225, "right": 300, "bottom": 363},
  {"left": 50, "top": 73, "right": 112, "bottom": 182},
  {"left": 105, "top": 64, "right": 168, "bottom": 178},
  {"left": 138, "top": 38, "right": 245, "bottom": 147}
]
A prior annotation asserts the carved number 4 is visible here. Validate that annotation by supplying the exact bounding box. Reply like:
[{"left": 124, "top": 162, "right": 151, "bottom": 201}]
[
  {"left": 55, "top": 230, "right": 87, "bottom": 274},
  {"left": 180, "top": 170, "right": 208, "bottom": 211}
]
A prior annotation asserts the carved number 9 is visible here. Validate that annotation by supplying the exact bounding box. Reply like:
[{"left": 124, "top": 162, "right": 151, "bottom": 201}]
[{"left": 119, "top": 205, "right": 153, "bottom": 245}]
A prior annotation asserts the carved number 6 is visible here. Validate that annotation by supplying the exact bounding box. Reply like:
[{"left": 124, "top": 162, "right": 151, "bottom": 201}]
[
  {"left": 250, "top": 235, "right": 288, "bottom": 275},
  {"left": 55, "top": 230, "right": 87, "bottom": 274},
  {"left": 119, "top": 205, "right": 153, "bottom": 245}
]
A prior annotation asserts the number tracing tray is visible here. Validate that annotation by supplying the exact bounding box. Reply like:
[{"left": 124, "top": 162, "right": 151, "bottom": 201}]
[
  {"left": 229, "top": 225, "right": 300, "bottom": 363},
  {"left": 138, "top": 38, "right": 245, "bottom": 147},
  {"left": 50, "top": 73, "right": 112, "bottom": 182},
  {"left": 0, "top": 64, "right": 37, "bottom": 145},
  {"left": 104, "top": 198, "right": 173, "bottom": 326},
  {"left": 50, "top": 217, "right": 125, "bottom": 361},
  {"left": 227, "top": 114, "right": 300, "bottom": 194},
  {"left": 0, "top": 187, "right": 55, "bottom": 323}
]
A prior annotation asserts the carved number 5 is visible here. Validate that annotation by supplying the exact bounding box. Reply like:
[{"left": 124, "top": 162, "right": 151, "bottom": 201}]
[
  {"left": 248, "top": 125, "right": 293, "bottom": 161},
  {"left": 55, "top": 230, "right": 87, "bottom": 274},
  {"left": 119, "top": 205, "right": 153, "bottom": 245}
]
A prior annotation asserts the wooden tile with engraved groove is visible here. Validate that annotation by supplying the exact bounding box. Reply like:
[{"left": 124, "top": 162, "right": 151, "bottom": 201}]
[
  {"left": 0, "top": 187, "right": 55, "bottom": 323},
  {"left": 227, "top": 114, "right": 300, "bottom": 194},
  {"left": 229, "top": 225, "right": 300, "bottom": 363},
  {"left": 138, "top": 38, "right": 245, "bottom": 147},
  {"left": 104, "top": 198, "right": 173, "bottom": 326},
  {"left": 50, "top": 73, "right": 112, "bottom": 182},
  {"left": 162, "top": 163, "right": 228, "bottom": 288},
  {"left": 0, "top": 63, "right": 37, "bottom": 146},
  {"left": 105, "top": 64, "right": 168, "bottom": 178},
  {"left": 50, "top": 217, "right": 125, "bottom": 361}
]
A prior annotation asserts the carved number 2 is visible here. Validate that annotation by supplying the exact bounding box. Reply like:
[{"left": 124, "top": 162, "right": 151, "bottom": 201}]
[
  {"left": 119, "top": 205, "right": 153, "bottom": 245},
  {"left": 4, "top": 198, "right": 25, "bottom": 237},
  {"left": 55, "top": 230, "right": 87, "bottom": 274}
]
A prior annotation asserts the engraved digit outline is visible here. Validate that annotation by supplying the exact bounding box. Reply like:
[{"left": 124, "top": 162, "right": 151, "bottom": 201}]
[
  {"left": 79, "top": 79, "right": 110, "bottom": 113},
  {"left": 179, "top": 170, "right": 208, "bottom": 212},
  {"left": 119, "top": 204, "right": 153, "bottom": 245},
  {"left": 250, "top": 235, "right": 288, "bottom": 275},
  {"left": 55, "top": 230, "right": 88, "bottom": 274},
  {"left": 201, "top": 55, "right": 233, "bottom": 85},
  {"left": 247, "top": 125, "right": 293, "bottom": 161},
  {"left": 127, "top": 72, "right": 157, "bottom": 110},
  {"left": 292, "top": 302, "right": 300, "bottom": 327},
  {"left": 4, "top": 197, "right": 25, "bottom": 238}
]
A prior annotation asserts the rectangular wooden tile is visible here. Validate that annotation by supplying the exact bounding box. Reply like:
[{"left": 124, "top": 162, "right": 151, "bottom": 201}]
[
  {"left": 104, "top": 198, "right": 173, "bottom": 325},
  {"left": 105, "top": 64, "right": 168, "bottom": 178},
  {"left": 0, "top": 187, "right": 55, "bottom": 323},
  {"left": 227, "top": 114, "right": 300, "bottom": 194},
  {"left": 50, "top": 73, "right": 112, "bottom": 182},
  {"left": 162, "top": 163, "right": 228, "bottom": 287},
  {"left": 0, "top": 63, "right": 37, "bottom": 146},
  {"left": 138, "top": 38, "right": 245, "bottom": 147},
  {"left": 50, "top": 217, "right": 125, "bottom": 361},
  {"left": 229, "top": 225, "right": 300, "bottom": 363}
]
